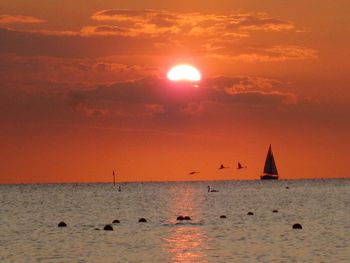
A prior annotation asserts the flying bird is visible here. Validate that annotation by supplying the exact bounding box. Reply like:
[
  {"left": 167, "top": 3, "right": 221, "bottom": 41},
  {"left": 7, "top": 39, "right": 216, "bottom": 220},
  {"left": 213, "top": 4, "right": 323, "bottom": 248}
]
[
  {"left": 218, "top": 164, "right": 229, "bottom": 169},
  {"left": 237, "top": 162, "right": 247, "bottom": 169},
  {"left": 189, "top": 171, "right": 200, "bottom": 175}
]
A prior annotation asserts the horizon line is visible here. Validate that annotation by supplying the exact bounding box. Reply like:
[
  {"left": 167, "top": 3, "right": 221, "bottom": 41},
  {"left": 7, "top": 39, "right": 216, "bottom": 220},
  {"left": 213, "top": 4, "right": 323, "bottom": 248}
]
[{"left": 1, "top": 177, "right": 349, "bottom": 186}]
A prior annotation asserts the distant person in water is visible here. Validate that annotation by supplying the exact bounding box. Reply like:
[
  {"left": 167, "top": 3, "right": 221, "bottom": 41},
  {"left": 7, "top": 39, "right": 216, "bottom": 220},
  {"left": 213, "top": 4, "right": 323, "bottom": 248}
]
[{"left": 118, "top": 186, "right": 121, "bottom": 192}]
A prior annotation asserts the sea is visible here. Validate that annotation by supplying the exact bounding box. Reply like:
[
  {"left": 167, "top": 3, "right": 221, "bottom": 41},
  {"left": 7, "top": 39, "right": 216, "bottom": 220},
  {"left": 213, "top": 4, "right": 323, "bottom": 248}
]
[{"left": 1, "top": 179, "right": 349, "bottom": 262}]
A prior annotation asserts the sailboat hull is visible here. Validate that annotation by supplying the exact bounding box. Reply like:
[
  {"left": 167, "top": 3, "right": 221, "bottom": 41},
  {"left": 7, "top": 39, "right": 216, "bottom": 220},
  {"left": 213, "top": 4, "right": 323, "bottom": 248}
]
[{"left": 260, "top": 175, "right": 279, "bottom": 180}]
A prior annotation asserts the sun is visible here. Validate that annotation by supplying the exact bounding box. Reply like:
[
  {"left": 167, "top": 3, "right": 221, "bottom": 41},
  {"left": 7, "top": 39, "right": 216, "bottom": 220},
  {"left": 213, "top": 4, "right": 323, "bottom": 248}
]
[{"left": 167, "top": 64, "right": 201, "bottom": 82}]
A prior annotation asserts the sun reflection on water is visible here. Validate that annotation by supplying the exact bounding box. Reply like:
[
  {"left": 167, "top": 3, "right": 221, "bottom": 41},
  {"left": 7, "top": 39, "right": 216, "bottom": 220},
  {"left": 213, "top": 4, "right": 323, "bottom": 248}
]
[
  {"left": 164, "top": 226, "right": 207, "bottom": 263},
  {"left": 162, "top": 184, "right": 209, "bottom": 263}
]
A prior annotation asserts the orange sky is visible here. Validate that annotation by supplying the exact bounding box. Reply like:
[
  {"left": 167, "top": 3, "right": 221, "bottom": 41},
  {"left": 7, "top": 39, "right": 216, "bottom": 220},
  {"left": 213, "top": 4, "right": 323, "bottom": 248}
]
[{"left": 1, "top": 1, "right": 349, "bottom": 183}]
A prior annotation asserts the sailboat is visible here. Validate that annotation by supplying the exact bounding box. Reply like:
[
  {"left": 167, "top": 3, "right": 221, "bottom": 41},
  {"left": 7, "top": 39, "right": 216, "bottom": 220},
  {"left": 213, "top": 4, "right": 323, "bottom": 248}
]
[{"left": 260, "top": 145, "right": 279, "bottom": 180}]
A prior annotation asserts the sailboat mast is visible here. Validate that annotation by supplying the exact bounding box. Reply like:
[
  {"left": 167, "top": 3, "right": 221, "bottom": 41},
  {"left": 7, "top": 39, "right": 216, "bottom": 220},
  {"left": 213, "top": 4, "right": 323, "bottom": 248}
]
[{"left": 113, "top": 170, "right": 115, "bottom": 186}]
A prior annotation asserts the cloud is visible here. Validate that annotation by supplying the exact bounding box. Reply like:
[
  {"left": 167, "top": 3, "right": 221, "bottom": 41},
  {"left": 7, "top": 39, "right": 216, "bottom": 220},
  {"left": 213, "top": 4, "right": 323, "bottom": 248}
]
[
  {"left": 0, "top": 27, "right": 161, "bottom": 58},
  {"left": 201, "top": 76, "right": 297, "bottom": 106},
  {"left": 90, "top": 9, "right": 298, "bottom": 37},
  {"left": 65, "top": 76, "right": 298, "bottom": 119},
  {"left": 3, "top": 76, "right": 290, "bottom": 119},
  {"left": 0, "top": 9, "right": 315, "bottom": 63},
  {"left": 263, "top": 45, "right": 318, "bottom": 60},
  {"left": 0, "top": 14, "right": 45, "bottom": 24},
  {"left": 0, "top": 54, "right": 157, "bottom": 85},
  {"left": 207, "top": 45, "right": 318, "bottom": 62},
  {"left": 203, "top": 76, "right": 284, "bottom": 91},
  {"left": 80, "top": 25, "right": 133, "bottom": 37},
  {"left": 3, "top": 73, "right": 347, "bottom": 133},
  {"left": 224, "top": 90, "right": 297, "bottom": 105},
  {"left": 92, "top": 9, "right": 177, "bottom": 25},
  {"left": 0, "top": 26, "right": 316, "bottom": 63},
  {"left": 230, "top": 15, "right": 295, "bottom": 31}
]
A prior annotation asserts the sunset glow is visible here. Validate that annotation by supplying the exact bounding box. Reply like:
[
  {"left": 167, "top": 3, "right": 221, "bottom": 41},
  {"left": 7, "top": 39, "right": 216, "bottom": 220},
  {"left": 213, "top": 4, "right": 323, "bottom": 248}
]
[{"left": 0, "top": 1, "right": 349, "bottom": 184}]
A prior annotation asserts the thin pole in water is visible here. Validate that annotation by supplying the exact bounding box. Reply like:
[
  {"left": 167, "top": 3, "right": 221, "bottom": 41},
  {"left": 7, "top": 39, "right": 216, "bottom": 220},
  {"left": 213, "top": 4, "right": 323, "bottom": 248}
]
[{"left": 113, "top": 170, "right": 116, "bottom": 186}]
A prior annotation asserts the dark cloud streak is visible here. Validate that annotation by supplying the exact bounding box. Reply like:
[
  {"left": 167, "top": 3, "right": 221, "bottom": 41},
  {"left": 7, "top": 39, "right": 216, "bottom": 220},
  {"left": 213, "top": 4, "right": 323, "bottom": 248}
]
[{"left": 0, "top": 27, "right": 160, "bottom": 58}]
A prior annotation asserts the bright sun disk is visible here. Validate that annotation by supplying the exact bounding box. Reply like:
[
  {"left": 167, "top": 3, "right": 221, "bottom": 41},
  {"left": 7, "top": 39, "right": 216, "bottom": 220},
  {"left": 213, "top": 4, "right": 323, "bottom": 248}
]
[{"left": 167, "top": 64, "right": 201, "bottom": 82}]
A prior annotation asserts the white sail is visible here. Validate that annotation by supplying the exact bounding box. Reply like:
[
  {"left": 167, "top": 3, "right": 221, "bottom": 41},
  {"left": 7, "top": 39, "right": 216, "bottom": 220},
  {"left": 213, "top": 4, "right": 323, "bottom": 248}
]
[{"left": 263, "top": 145, "right": 278, "bottom": 175}]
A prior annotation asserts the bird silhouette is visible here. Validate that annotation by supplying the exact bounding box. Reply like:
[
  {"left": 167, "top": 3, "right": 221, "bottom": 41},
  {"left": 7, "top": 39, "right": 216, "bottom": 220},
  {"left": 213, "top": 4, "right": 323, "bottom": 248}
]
[
  {"left": 207, "top": 185, "right": 219, "bottom": 192},
  {"left": 237, "top": 162, "right": 247, "bottom": 169},
  {"left": 189, "top": 171, "right": 200, "bottom": 175},
  {"left": 219, "top": 164, "right": 229, "bottom": 169}
]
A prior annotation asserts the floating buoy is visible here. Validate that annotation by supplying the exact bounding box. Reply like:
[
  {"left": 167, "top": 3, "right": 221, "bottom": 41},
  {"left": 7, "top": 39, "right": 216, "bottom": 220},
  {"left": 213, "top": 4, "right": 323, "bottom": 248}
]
[
  {"left": 94, "top": 228, "right": 100, "bottom": 231},
  {"left": 103, "top": 224, "right": 113, "bottom": 231},
  {"left": 112, "top": 219, "right": 120, "bottom": 224},
  {"left": 177, "top": 216, "right": 184, "bottom": 221},
  {"left": 286, "top": 186, "right": 290, "bottom": 189},
  {"left": 138, "top": 218, "right": 147, "bottom": 223},
  {"left": 247, "top": 212, "right": 254, "bottom": 216},
  {"left": 292, "top": 223, "right": 302, "bottom": 229},
  {"left": 183, "top": 216, "right": 191, "bottom": 220},
  {"left": 58, "top": 221, "right": 67, "bottom": 227},
  {"left": 220, "top": 215, "right": 227, "bottom": 218},
  {"left": 273, "top": 210, "right": 278, "bottom": 213}
]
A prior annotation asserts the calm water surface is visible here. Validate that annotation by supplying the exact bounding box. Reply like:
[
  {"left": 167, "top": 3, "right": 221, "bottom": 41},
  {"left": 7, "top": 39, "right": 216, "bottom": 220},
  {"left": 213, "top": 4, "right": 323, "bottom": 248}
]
[{"left": 1, "top": 180, "right": 349, "bottom": 262}]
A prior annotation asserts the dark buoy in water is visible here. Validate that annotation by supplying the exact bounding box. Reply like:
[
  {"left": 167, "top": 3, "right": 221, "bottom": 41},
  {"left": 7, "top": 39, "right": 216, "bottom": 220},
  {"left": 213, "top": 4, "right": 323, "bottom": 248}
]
[
  {"left": 58, "top": 221, "right": 67, "bottom": 227},
  {"left": 103, "top": 224, "right": 113, "bottom": 231},
  {"left": 247, "top": 212, "right": 254, "bottom": 216},
  {"left": 292, "top": 223, "right": 302, "bottom": 229},
  {"left": 138, "top": 218, "right": 147, "bottom": 223},
  {"left": 183, "top": 216, "right": 191, "bottom": 220},
  {"left": 220, "top": 215, "right": 227, "bottom": 218},
  {"left": 94, "top": 228, "right": 100, "bottom": 231},
  {"left": 273, "top": 210, "right": 278, "bottom": 213},
  {"left": 286, "top": 186, "right": 290, "bottom": 189},
  {"left": 177, "top": 216, "right": 184, "bottom": 221},
  {"left": 112, "top": 219, "right": 120, "bottom": 224}
]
